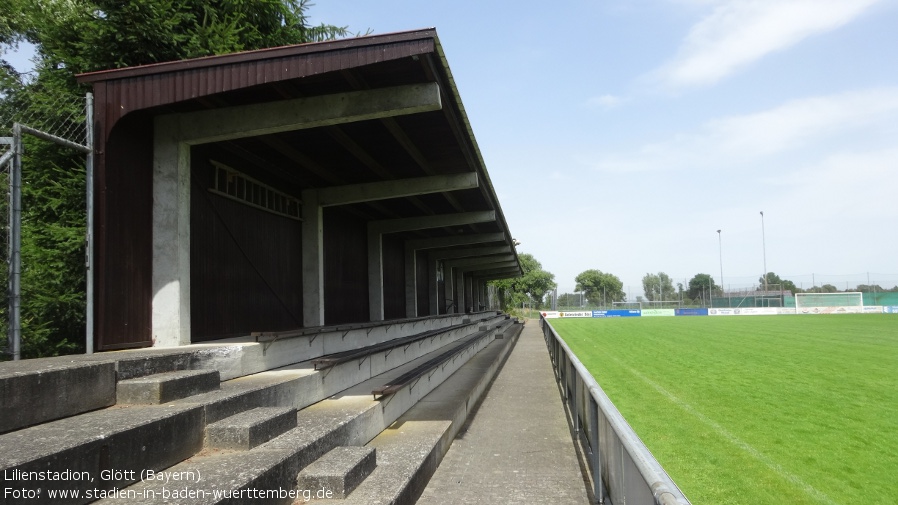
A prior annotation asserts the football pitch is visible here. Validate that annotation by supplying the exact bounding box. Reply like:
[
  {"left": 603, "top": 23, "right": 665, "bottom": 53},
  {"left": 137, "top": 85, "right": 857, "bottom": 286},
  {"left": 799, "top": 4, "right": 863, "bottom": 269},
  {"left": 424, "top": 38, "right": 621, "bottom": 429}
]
[{"left": 549, "top": 315, "right": 898, "bottom": 505}]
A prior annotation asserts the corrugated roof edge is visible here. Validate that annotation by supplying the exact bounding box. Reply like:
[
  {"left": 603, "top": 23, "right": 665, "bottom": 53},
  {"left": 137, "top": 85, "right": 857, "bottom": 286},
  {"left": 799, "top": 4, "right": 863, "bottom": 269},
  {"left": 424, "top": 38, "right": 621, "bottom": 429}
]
[{"left": 76, "top": 28, "right": 439, "bottom": 83}]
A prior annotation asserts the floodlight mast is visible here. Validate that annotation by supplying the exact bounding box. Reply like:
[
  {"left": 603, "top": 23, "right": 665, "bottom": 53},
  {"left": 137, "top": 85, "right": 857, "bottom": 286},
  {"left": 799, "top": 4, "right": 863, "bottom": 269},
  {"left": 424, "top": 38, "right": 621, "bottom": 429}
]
[
  {"left": 760, "top": 211, "right": 768, "bottom": 293},
  {"left": 717, "top": 229, "right": 723, "bottom": 300}
]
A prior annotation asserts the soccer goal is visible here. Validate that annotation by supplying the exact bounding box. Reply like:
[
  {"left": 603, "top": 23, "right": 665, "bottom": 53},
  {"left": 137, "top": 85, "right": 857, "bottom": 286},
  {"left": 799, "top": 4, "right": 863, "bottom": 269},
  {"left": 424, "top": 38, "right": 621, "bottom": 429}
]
[{"left": 795, "top": 292, "right": 863, "bottom": 309}]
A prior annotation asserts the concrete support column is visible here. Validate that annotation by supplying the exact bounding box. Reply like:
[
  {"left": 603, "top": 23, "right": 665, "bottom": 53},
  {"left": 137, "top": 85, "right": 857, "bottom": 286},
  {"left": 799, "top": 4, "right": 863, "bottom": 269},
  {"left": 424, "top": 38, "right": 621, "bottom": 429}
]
[
  {"left": 444, "top": 264, "right": 454, "bottom": 314},
  {"left": 368, "top": 228, "right": 384, "bottom": 321},
  {"left": 404, "top": 245, "right": 417, "bottom": 318},
  {"left": 429, "top": 258, "right": 440, "bottom": 315},
  {"left": 456, "top": 269, "right": 466, "bottom": 313},
  {"left": 152, "top": 116, "right": 192, "bottom": 347},
  {"left": 472, "top": 278, "right": 481, "bottom": 311},
  {"left": 302, "top": 191, "right": 324, "bottom": 327}
]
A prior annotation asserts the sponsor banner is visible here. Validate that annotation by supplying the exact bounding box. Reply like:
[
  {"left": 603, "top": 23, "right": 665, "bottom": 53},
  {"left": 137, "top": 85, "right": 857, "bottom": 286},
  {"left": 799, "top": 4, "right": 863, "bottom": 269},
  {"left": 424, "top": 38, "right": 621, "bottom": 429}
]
[
  {"left": 641, "top": 308, "right": 675, "bottom": 317},
  {"left": 539, "top": 311, "right": 594, "bottom": 319},
  {"left": 708, "top": 308, "right": 739, "bottom": 316},
  {"left": 797, "top": 306, "right": 865, "bottom": 315},
  {"left": 733, "top": 307, "right": 783, "bottom": 316},
  {"left": 592, "top": 310, "right": 641, "bottom": 318},
  {"left": 885, "top": 306, "right": 898, "bottom": 314},
  {"left": 675, "top": 308, "right": 708, "bottom": 316},
  {"left": 862, "top": 306, "right": 883, "bottom": 313}
]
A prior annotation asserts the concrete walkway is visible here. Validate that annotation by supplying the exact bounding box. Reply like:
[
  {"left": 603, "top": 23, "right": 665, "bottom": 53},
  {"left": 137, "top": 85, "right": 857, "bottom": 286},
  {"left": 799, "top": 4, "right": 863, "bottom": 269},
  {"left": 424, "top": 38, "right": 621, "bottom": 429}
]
[{"left": 417, "top": 321, "right": 589, "bottom": 505}]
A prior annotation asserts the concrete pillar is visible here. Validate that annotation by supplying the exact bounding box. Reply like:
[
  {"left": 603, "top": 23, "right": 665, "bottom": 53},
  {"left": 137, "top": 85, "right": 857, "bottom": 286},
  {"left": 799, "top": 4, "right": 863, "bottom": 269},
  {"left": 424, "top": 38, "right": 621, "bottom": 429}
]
[
  {"left": 405, "top": 245, "right": 417, "bottom": 318},
  {"left": 152, "top": 116, "right": 192, "bottom": 347},
  {"left": 465, "top": 274, "right": 473, "bottom": 312},
  {"left": 444, "top": 264, "right": 454, "bottom": 314},
  {"left": 456, "top": 269, "right": 465, "bottom": 314},
  {"left": 368, "top": 228, "right": 384, "bottom": 321},
  {"left": 429, "top": 258, "right": 440, "bottom": 315},
  {"left": 302, "top": 191, "right": 324, "bottom": 327}
]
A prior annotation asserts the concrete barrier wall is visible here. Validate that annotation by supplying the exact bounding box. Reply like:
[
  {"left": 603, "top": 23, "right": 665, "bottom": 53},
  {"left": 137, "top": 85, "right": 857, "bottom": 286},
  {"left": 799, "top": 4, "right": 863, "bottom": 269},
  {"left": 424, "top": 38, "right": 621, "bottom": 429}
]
[{"left": 541, "top": 317, "right": 691, "bottom": 505}]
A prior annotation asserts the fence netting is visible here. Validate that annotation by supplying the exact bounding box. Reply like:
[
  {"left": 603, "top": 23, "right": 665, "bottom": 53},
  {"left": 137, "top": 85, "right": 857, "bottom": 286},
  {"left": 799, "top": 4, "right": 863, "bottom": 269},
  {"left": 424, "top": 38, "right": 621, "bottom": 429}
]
[{"left": 1, "top": 89, "right": 91, "bottom": 359}]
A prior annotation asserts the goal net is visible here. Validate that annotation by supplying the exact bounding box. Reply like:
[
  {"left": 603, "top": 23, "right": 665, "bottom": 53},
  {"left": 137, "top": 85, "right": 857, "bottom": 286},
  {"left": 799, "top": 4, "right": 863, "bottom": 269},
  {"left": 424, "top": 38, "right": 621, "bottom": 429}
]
[{"left": 794, "top": 292, "right": 863, "bottom": 308}]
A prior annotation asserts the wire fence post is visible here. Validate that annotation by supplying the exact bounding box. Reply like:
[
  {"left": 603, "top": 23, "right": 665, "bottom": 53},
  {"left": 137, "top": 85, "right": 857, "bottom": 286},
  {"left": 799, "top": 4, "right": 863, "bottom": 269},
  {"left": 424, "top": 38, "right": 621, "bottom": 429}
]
[
  {"left": 9, "top": 124, "right": 22, "bottom": 360},
  {"left": 85, "top": 93, "right": 95, "bottom": 355}
]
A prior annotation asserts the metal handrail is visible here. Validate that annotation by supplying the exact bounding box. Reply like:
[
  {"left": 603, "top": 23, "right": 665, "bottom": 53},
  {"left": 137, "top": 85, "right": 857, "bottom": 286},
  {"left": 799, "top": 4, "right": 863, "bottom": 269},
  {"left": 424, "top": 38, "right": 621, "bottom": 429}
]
[{"left": 541, "top": 316, "right": 691, "bottom": 505}]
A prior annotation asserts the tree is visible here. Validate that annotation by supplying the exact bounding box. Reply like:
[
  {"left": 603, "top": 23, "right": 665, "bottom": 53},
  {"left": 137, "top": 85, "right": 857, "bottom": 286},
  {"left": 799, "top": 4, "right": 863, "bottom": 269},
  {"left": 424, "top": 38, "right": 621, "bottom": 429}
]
[
  {"left": 2, "top": 1, "right": 349, "bottom": 358},
  {"left": 575, "top": 269, "right": 625, "bottom": 307},
  {"left": 24, "top": 0, "right": 350, "bottom": 76},
  {"left": 491, "top": 253, "right": 556, "bottom": 310},
  {"left": 557, "top": 292, "right": 588, "bottom": 309},
  {"left": 687, "top": 273, "right": 717, "bottom": 302},
  {"left": 759, "top": 272, "right": 798, "bottom": 294},
  {"left": 641, "top": 272, "right": 675, "bottom": 302}
]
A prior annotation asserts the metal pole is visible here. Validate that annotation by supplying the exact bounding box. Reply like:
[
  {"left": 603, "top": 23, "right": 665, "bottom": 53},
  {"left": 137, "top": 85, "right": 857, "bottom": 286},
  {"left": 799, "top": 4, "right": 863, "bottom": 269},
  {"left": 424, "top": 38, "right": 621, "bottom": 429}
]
[
  {"left": 717, "top": 229, "right": 724, "bottom": 306},
  {"left": 760, "top": 211, "right": 767, "bottom": 294},
  {"left": 85, "top": 93, "right": 95, "bottom": 354},
  {"left": 9, "top": 124, "right": 23, "bottom": 360}
]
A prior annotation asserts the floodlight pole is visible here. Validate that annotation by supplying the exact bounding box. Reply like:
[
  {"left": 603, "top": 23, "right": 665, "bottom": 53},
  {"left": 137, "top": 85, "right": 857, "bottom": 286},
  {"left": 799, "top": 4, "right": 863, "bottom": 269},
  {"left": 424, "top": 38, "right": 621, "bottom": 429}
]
[
  {"left": 717, "top": 229, "right": 723, "bottom": 304},
  {"left": 760, "top": 211, "right": 767, "bottom": 294}
]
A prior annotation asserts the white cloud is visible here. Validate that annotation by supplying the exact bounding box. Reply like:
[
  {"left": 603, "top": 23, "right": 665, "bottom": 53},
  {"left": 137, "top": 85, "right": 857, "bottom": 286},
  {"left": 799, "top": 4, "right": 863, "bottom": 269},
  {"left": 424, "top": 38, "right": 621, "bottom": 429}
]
[
  {"left": 656, "top": 0, "right": 883, "bottom": 88},
  {"left": 587, "top": 87, "right": 898, "bottom": 173}
]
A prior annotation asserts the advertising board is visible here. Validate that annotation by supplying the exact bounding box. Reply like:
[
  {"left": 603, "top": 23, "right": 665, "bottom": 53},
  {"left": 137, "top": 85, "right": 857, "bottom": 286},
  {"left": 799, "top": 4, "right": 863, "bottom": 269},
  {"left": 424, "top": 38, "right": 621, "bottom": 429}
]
[
  {"left": 674, "top": 308, "right": 708, "bottom": 316},
  {"left": 641, "top": 308, "right": 675, "bottom": 317},
  {"left": 885, "top": 306, "right": 898, "bottom": 314},
  {"left": 592, "top": 310, "right": 641, "bottom": 318},
  {"left": 541, "top": 311, "right": 593, "bottom": 318},
  {"left": 731, "top": 307, "right": 791, "bottom": 316},
  {"left": 796, "top": 306, "right": 865, "bottom": 314}
]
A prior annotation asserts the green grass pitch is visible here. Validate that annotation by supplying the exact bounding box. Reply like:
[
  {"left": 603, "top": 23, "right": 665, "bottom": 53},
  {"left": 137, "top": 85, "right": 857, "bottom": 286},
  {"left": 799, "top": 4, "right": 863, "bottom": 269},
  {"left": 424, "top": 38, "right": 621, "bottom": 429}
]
[{"left": 549, "top": 314, "right": 898, "bottom": 505}]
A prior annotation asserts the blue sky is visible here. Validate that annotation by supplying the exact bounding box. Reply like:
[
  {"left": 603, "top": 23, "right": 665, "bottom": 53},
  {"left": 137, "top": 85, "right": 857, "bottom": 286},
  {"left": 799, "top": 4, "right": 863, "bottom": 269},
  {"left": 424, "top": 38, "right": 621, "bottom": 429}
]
[
  {"left": 6, "top": 1, "right": 898, "bottom": 295},
  {"left": 314, "top": 0, "right": 898, "bottom": 295}
]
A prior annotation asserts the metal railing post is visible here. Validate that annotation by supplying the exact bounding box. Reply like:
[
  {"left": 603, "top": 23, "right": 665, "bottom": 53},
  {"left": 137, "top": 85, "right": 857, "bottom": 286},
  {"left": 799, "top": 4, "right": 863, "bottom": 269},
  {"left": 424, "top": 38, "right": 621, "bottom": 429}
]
[{"left": 590, "top": 396, "right": 603, "bottom": 504}]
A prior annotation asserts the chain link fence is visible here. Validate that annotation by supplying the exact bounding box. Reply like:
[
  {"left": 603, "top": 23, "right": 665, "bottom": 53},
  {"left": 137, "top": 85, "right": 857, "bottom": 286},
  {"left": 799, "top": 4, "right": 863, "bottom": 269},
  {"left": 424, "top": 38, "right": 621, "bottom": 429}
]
[{"left": 1, "top": 90, "right": 93, "bottom": 360}]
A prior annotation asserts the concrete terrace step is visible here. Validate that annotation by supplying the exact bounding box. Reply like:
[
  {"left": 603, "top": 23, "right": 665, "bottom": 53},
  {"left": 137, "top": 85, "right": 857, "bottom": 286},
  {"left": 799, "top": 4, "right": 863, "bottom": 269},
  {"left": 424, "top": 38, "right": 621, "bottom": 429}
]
[
  {"left": 0, "top": 313, "right": 499, "bottom": 433},
  {"left": 0, "top": 324, "right": 497, "bottom": 504},
  {"left": 0, "top": 312, "right": 515, "bottom": 505},
  {"left": 205, "top": 407, "right": 297, "bottom": 450},
  {"left": 164, "top": 317, "right": 504, "bottom": 425},
  {"left": 344, "top": 322, "right": 523, "bottom": 505},
  {"left": 95, "top": 324, "right": 503, "bottom": 504},
  {"left": 117, "top": 369, "right": 221, "bottom": 404},
  {"left": 0, "top": 403, "right": 205, "bottom": 505},
  {"left": 297, "top": 446, "right": 376, "bottom": 499}
]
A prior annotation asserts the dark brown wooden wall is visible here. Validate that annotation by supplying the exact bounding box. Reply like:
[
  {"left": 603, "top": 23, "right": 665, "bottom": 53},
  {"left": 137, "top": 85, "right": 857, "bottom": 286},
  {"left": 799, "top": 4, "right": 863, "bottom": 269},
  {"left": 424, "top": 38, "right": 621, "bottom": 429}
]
[
  {"left": 96, "top": 113, "right": 153, "bottom": 350},
  {"left": 190, "top": 152, "right": 303, "bottom": 340},
  {"left": 323, "top": 208, "right": 369, "bottom": 324},
  {"left": 382, "top": 235, "right": 405, "bottom": 320}
]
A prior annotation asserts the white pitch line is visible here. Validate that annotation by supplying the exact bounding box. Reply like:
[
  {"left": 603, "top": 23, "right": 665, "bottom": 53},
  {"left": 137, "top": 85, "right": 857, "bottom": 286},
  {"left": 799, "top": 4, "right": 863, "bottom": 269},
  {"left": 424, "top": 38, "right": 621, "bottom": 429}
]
[{"left": 610, "top": 356, "right": 839, "bottom": 505}]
